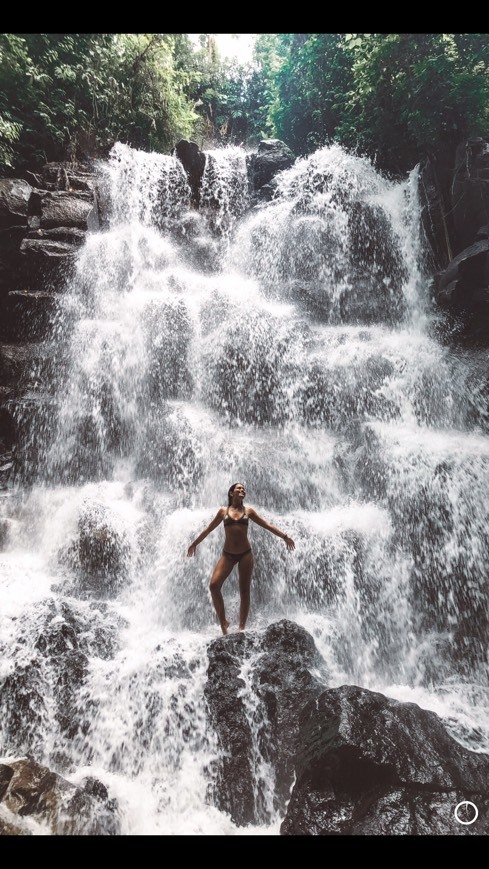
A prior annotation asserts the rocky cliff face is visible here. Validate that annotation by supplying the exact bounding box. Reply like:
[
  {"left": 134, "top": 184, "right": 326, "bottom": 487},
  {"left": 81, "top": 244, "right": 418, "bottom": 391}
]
[
  {"left": 0, "top": 141, "right": 295, "bottom": 501},
  {"left": 0, "top": 161, "right": 101, "bottom": 499},
  {"left": 419, "top": 137, "right": 489, "bottom": 345}
]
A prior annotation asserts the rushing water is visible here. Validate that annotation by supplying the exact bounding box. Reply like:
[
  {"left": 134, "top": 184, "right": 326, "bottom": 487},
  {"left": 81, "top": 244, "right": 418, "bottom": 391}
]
[{"left": 1, "top": 141, "right": 488, "bottom": 834}]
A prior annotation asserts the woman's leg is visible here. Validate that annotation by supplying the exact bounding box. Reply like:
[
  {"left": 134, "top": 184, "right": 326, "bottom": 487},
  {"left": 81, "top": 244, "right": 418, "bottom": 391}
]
[
  {"left": 238, "top": 550, "right": 254, "bottom": 631},
  {"left": 209, "top": 554, "right": 235, "bottom": 634}
]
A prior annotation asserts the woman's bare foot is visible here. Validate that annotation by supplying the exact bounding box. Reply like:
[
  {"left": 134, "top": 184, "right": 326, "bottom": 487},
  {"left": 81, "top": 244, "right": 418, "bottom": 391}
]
[
  {"left": 238, "top": 625, "right": 246, "bottom": 632},
  {"left": 220, "top": 619, "right": 229, "bottom": 635}
]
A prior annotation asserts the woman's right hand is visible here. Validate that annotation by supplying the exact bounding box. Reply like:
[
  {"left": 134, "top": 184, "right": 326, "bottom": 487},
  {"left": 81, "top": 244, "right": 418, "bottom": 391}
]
[{"left": 187, "top": 543, "right": 197, "bottom": 557}]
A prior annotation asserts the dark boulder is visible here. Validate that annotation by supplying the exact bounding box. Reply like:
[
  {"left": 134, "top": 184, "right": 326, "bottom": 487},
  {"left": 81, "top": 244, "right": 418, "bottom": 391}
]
[
  {"left": 0, "top": 179, "right": 31, "bottom": 230},
  {"left": 205, "top": 619, "right": 327, "bottom": 826},
  {"left": 431, "top": 237, "right": 489, "bottom": 344},
  {"left": 39, "top": 190, "right": 98, "bottom": 231},
  {"left": 173, "top": 140, "right": 206, "bottom": 208},
  {"left": 281, "top": 684, "right": 489, "bottom": 835},
  {"left": 418, "top": 155, "right": 453, "bottom": 273},
  {"left": 247, "top": 139, "right": 295, "bottom": 195},
  {"left": 40, "top": 160, "right": 98, "bottom": 194},
  {"left": 420, "top": 138, "right": 489, "bottom": 345},
  {"left": 451, "top": 138, "right": 489, "bottom": 255},
  {"left": 55, "top": 504, "right": 133, "bottom": 590},
  {"left": 0, "top": 758, "right": 120, "bottom": 835}
]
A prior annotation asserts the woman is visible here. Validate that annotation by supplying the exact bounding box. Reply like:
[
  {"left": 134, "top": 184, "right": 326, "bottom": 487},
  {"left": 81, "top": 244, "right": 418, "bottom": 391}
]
[{"left": 187, "top": 482, "right": 295, "bottom": 635}]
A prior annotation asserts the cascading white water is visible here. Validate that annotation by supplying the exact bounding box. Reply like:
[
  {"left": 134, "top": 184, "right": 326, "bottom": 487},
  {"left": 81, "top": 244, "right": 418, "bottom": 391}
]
[
  {"left": 1, "top": 141, "right": 488, "bottom": 834},
  {"left": 200, "top": 145, "right": 250, "bottom": 238}
]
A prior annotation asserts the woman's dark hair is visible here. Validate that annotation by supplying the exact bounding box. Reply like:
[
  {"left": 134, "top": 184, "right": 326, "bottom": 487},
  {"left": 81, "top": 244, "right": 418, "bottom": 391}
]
[{"left": 228, "top": 483, "right": 243, "bottom": 505}]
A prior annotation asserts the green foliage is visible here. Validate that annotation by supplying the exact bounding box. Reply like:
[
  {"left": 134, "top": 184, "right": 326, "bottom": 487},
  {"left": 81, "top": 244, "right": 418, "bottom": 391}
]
[
  {"left": 337, "top": 34, "right": 489, "bottom": 172},
  {"left": 0, "top": 34, "right": 35, "bottom": 168},
  {"left": 180, "top": 35, "right": 267, "bottom": 148},
  {"left": 2, "top": 33, "right": 489, "bottom": 178},
  {"left": 255, "top": 33, "right": 489, "bottom": 175},
  {"left": 0, "top": 33, "right": 197, "bottom": 173},
  {"left": 261, "top": 34, "right": 354, "bottom": 157}
]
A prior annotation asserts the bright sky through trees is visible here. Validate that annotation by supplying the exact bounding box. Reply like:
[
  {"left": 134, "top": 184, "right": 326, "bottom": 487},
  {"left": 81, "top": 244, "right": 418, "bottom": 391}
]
[{"left": 188, "top": 34, "right": 257, "bottom": 64}]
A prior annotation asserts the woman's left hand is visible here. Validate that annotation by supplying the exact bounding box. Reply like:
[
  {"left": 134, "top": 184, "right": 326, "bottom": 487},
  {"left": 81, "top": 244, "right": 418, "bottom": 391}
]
[{"left": 283, "top": 535, "right": 295, "bottom": 551}]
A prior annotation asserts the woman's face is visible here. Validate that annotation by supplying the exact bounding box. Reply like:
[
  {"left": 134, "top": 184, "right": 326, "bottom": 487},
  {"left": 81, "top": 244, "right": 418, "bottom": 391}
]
[{"left": 233, "top": 483, "right": 246, "bottom": 500}]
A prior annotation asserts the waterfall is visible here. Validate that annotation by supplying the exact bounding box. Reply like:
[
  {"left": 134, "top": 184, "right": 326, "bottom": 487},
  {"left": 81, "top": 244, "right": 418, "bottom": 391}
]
[{"left": 1, "top": 141, "right": 488, "bottom": 834}]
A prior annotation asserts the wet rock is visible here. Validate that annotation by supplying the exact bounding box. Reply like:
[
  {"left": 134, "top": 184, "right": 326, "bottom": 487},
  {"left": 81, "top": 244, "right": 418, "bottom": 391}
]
[
  {"left": 135, "top": 404, "right": 204, "bottom": 488},
  {"left": 142, "top": 298, "right": 193, "bottom": 401},
  {"left": 344, "top": 200, "right": 408, "bottom": 324},
  {"left": 21, "top": 228, "right": 85, "bottom": 258},
  {"left": 421, "top": 138, "right": 489, "bottom": 346},
  {"left": 282, "top": 684, "right": 489, "bottom": 834},
  {"left": 202, "top": 312, "right": 290, "bottom": 425},
  {"left": 0, "top": 179, "right": 31, "bottom": 230},
  {"left": 248, "top": 140, "right": 295, "bottom": 194},
  {"left": 173, "top": 140, "right": 206, "bottom": 208},
  {"left": 0, "top": 291, "right": 61, "bottom": 343},
  {"left": 76, "top": 501, "right": 131, "bottom": 591},
  {"left": 0, "top": 758, "right": 120, "bottom": 835},
  {"left": 0, "top": 225, "right": 28, "bottom": 299},
  {"left": 39, "top": 190, "right": 98, "bottom": 231},
  {"left": 0, "top": 659, "right": 48, "bottom": 757},
  {"left": 0, "top": 517, "right": 13, "bottom": 547},
  {"left": 41, "top": 161, "right": 98, "bottom": 194},
  {"left": 205, "top": 619, "right": 327, "bottom": 826},
  {"left": 451, "top": 138, "right": 489, "bottom": 255}
]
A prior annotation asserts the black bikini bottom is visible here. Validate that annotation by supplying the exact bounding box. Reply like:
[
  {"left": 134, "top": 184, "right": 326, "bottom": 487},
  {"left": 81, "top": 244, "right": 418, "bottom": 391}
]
[{"left": 222, "top": 548, "right": 252, "bottom": 564}]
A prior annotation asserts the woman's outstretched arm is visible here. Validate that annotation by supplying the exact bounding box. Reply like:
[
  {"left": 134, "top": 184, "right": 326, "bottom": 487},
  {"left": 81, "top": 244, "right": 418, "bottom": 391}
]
[
  {"left": 187, "top": 508, "right": 225, "bottom": 556},
  {"left": 247, "top": 507, "right": 295, "bottom": 550}
]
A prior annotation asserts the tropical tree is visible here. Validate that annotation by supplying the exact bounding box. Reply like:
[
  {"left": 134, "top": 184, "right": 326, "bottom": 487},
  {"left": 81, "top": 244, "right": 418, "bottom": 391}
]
[
  {"left": 0, "top": 33, "right": 197, "bottom": 173},
  {"left": 255, "top": 33, "right": 489, "bottom": 176},
  {"left": 338, "top": 33, "right": 489, "bottom": 174}
]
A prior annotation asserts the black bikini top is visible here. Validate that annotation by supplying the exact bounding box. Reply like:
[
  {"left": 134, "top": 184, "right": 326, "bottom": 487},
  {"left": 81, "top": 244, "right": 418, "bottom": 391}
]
[{"left": 223, "top": 507, "right": 249, "bottom": 526}]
